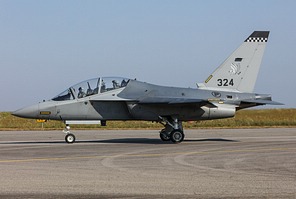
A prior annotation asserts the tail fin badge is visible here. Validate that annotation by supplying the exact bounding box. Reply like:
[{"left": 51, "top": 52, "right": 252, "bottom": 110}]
[{"left": 229, "top": 63, "right": 241, "bottom": 75}]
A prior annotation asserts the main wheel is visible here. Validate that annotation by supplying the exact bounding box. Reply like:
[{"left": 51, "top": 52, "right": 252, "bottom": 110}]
[
  {"left": 170, "top": 129, "right": 184, "bottom": 143},
  {"left": 65, "top": 133, "right": 76, "bottom": 144},
  {"left": 159, "top": 130, "right": 170, "bottom": 141}
]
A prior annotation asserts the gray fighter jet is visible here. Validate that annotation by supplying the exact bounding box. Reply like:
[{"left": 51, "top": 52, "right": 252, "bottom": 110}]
[{"left": 13, "top": 31, "right": 282, "bottom": 144}]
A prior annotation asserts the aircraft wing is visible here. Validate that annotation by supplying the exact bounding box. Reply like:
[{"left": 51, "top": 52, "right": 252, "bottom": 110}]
[
  {"left": 138, "top": 97, "right": 283, "bottom": 106},
  {"left": 137, "top": 96, "right": 207, "bottom": 105},
  {"left": 90, "top": 96, "right": 214, "bottom": 106}
]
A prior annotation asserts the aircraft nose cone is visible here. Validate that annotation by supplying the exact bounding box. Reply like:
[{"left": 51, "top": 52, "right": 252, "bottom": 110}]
[{"left": 12, "top": 104, "right": 39, "bottom": 119}]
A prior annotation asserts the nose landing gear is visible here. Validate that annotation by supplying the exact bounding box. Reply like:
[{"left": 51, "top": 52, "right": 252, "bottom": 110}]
[{"left": 63, "top": 125, "right": 76, "bottom": 144}]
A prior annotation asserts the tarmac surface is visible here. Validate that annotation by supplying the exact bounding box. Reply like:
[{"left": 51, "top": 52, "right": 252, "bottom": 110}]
[{"left": 0, "top": 128, "right": 296, "bottom": 199}]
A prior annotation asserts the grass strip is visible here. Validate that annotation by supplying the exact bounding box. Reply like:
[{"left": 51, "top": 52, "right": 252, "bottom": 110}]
[{"left": 1, "top": 109, "right": 295, "bottom": 130}]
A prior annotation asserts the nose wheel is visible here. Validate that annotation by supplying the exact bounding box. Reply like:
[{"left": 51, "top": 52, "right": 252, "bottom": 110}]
[
  {"left": 63, "top": 125, "right": 76, "bottom": 144},
  {"left": 65, "top": 133, "right": 76, "bottom": 144}
]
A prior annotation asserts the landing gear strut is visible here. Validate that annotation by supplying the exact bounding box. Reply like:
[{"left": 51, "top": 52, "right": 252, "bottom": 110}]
[
  {"left": 63, "top": 125, "right": 76, "bottom": 144},
  {"left": 158, "top": 116, "right": 185, "bottom": 143}
]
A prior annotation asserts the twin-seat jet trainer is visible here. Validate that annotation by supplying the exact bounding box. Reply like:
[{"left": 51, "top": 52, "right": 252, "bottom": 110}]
[{"left": 13, "top": 31, "right": 282, "bottom": 144}]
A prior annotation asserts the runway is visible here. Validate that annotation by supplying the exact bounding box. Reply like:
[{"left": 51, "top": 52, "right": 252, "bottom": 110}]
[{"left": 0, "top": 128, "right": 296, "bottom": 198}]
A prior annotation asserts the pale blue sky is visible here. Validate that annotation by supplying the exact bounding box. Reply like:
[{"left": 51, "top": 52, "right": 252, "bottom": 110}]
[{"left": 1, "top": 0, "right": 295, "bottom": 111}]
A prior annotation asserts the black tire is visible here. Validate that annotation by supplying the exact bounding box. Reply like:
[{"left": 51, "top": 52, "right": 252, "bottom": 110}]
[
  {"left": 170, "top": 129, "right": 184, "bottom": 143},
  {"left": 65, "top": 133, "right": 76, "bottom": 144},
  {"left": 160, "top": 131, "right": 170, "bottom": 141}
]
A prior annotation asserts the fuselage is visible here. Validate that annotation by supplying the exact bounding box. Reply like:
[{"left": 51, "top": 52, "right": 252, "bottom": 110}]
[{"left": 13, "top": 78, "right": 259, "bottom": 122}]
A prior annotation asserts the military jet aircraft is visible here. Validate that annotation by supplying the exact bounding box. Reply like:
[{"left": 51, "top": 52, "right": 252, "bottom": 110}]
[{"left": 13, "top": 31, "right": 282, "bottom": 144}]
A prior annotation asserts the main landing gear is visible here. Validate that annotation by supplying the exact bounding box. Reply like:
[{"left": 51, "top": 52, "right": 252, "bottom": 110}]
[
  {"left": 63, "top": 125, "right": 76, "bottom": 144},
  {"left": 159, "top": 116, "right": 185, "bottom": 143},
  {"left": 62, "top": 118, "right": 185, "bottom": 144}
]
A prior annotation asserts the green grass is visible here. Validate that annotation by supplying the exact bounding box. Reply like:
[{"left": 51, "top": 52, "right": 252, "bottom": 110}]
[{"left": 1, "top": 109, "right": 296, "bottom": 130}]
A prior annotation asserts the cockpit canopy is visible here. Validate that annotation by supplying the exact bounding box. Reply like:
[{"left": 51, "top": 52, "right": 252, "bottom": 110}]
[{"left": 52, "top": 77, "right": 130, "bottom": 101}]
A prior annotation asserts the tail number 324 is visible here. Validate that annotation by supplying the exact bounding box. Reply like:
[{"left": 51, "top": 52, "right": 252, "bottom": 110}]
[{"left": 217, "top": 79, "right": 234, "bottom": 86}]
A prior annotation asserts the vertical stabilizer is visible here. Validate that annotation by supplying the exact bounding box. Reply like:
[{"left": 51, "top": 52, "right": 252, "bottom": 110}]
[{"left": 203, "top": 31, "right": 269, "bottom": 92}]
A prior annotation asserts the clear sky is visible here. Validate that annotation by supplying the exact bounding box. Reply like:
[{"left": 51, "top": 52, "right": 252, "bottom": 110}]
[{"left": 1, "top": 0, "right": 296, "bottom": 111}]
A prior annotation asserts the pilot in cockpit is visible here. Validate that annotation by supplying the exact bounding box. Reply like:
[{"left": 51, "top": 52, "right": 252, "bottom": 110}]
[
  {"left": 112, "top": 80, "right": 120, "bottom": 89},
  {"left": 101, "top": 80, "right": 106, "bottom": 92},
  {"left": 78, "top": 87, "right": 86, "bottom": 98}
]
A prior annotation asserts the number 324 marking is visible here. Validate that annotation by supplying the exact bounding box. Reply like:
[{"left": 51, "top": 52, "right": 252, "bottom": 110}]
[{"left": 217, "top": 79, "right": 234, "bottom": 86}]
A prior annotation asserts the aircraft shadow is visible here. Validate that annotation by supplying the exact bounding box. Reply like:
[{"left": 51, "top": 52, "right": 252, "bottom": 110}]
[
  {"left": 76, "top": 138, "right": 238, "bottom": 144},
  {"left": 0, "top": 139, "right": 165, "bottom": 145},
  {"left": 0, "top": 138, "right": 238, "bottom": 145},
  {"left": 77, "top": 138, "right": 168, "bottom": 144}
]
